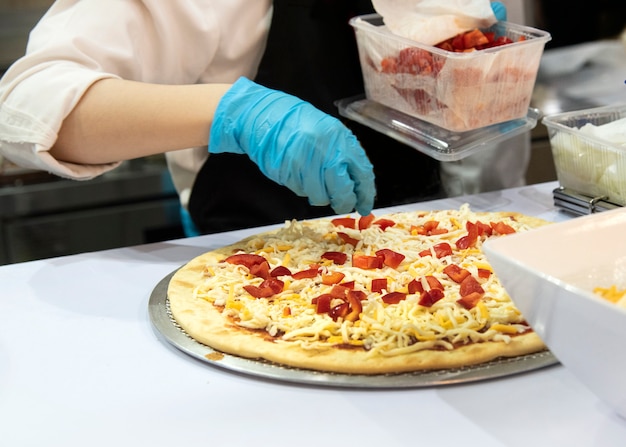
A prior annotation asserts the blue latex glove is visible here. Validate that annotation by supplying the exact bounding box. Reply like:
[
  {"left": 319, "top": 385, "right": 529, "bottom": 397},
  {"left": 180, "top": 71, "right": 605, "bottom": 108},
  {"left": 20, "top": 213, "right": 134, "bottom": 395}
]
[
  {"left": 491, "top": 1, "right": 507, "bottom": 21},
  {"left": 209, "top": 77, "right": 376, "bottom": 216}
]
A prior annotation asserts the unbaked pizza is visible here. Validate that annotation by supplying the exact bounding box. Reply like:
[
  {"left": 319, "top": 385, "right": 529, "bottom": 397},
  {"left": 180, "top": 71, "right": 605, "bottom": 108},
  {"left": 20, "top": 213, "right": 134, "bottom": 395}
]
[{"left": 168, "top": 205, "right": 550, "bottom": 374}]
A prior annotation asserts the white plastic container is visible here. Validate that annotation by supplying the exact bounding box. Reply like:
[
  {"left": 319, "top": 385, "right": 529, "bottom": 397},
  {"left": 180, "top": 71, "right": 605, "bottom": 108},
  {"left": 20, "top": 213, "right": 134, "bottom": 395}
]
[{"left": 543, "top": 104, "right": 626, "bottom": 206}]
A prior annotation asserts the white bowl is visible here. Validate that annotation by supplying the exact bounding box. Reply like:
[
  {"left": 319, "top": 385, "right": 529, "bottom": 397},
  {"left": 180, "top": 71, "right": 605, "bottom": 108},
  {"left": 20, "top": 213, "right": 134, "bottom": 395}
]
[{"left": 483, "top": 208, "right": 626, "bottom": 418}]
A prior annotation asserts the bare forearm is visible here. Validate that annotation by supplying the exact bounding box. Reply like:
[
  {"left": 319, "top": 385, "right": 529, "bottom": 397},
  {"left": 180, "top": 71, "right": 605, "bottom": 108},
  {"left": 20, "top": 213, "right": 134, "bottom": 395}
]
[{"left": 51, "top": 78, "right": 231, "bottom": 164}]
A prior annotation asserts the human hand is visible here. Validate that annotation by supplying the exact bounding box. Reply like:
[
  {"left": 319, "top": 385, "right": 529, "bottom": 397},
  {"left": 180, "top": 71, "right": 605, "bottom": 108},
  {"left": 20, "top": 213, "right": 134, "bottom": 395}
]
[
  {"left": 209, "top": 77, "right": 376, "bottom": 216},
  {"left": 491, "top": 1, "right": 507, "bottom": 21}
]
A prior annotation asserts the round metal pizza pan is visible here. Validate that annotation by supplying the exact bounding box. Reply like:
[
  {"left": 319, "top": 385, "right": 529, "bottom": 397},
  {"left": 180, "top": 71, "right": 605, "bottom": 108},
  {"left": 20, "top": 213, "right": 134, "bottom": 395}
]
[{"left": 149, "top": 270, "right": 560, "bottom": 388}]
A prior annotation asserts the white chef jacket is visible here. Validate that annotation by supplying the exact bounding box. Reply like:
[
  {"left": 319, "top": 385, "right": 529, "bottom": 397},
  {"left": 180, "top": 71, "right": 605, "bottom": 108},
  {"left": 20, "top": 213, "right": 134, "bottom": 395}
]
[{"left": 0, "top": 0, "right": 272, "bottom": 204}]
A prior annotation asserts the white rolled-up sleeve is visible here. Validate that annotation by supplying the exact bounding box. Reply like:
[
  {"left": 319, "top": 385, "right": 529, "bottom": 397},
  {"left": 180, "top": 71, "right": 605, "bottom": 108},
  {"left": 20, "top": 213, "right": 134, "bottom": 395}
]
[{"left": 0, "top": 0, "right": 271, "bottom": 184}]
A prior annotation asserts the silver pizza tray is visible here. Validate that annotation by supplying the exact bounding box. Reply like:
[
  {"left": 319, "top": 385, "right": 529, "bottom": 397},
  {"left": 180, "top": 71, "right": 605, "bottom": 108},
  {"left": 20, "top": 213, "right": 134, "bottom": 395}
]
[{"left": 149, "top": 269, "right": 559, "bottom": 388}]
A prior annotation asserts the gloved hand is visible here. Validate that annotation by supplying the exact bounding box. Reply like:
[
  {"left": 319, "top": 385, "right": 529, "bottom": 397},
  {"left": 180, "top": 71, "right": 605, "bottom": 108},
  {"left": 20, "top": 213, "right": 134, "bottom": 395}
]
[
  {"left": 491, "top": 1, "right": 507, "bottom": 21},
  {"left": 209, "top": 77, "right": 376, "bottom": 216}
]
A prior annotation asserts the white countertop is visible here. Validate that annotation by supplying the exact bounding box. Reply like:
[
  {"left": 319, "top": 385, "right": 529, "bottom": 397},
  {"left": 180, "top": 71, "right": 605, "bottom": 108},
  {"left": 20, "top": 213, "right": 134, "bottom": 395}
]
[{"left": 2, "top": 181, "right": 625, "bottom": 446}]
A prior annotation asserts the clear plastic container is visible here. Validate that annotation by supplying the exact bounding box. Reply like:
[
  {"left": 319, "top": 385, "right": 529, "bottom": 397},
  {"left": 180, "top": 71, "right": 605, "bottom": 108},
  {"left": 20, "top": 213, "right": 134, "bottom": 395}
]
[
  {"left": 543, "top": 104, "right": 626, "bottom": 206},
  {"left": 350, "top": 14, "right": 551, "bottom": 132}
]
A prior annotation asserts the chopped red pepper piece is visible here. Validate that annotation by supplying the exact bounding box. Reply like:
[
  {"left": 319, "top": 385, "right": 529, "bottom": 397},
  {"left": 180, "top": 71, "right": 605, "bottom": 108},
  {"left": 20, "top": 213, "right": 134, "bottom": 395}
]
[
  {"left": 457, "top": 291, "right": 483, "bottom": 309},
  {"left": 352, "top": 253, "right": 383, "bottom": 269},
  {"left": 340, "top": 280, "right": 355, "bottom": 290},
  {"left": 292, "top": 265, "right": 320, "bottom": 280},
  {"left": 344, "top": 290, "right": 364, "bottom": 322},
  {"left": 270, "top": 265, "right": 292, "bottom": 277},
  {"left": 243, "top": 278, "right": 284, "bottom": 298},
  {"left": 375, "top": 248, "right": 405, "bottom": 269},
  {"left": 418, "top": 288, "right": 445, "bottom": 307},
  {"left": 313, "top": 294, "right": 332, "bottom": 314},
  {"left": 490, "top": 221, "right": 516, "bottom": 235},
  {"left": 331, "top": 217, "right": 356, "bottom": 229},
  {"left": 408, "top": 278, "right": 423, "bottom": 294},
  {"left": 337, "top": 232, "right": 359, "bottom": 247},
  {"left": 443, "top": 264, "right": 471, "bottom": 283},
  {"left": 329, "top": 302, "right": 349, "bottom": 321},
  {"left": 419, "top": 242, "right": 452, "bottom": 259},
  {"left": 225, "top": 253, "right": 267, "bottom": 269},
  {"left": 249, "top": 261, "right": 270, "bottom": 280},
  {"left": 321, "top": 271, "right": 345, "bottom": 285},
  {"left": 358, "top": 214, "right": 375, "bottom": 230},
  {"left": 456, "top": 221, "right": 479, "bottom": 249},
  {"left": 373, "top": 218, "right": 396, "bottom": 231},
  {"left": 329, "top": 284, "right": 350, "bottom": 299},
  {"left": 477, "top": 268, "right": 492, "bottom": 279},
  {"left": 381, "top": 292, "right": 407, "bottom": 304},
  {"left": 459, "top": 275, "right": 485, "bottom": 297},
  {"left": 321, "top": 251, "right": 348, "bottom": 265},
  {"left": 425, "top": 275, "right": 444, "bottom": 290},
  {"left": 371, "top": 278, "right": 388, "bottom": 293}
]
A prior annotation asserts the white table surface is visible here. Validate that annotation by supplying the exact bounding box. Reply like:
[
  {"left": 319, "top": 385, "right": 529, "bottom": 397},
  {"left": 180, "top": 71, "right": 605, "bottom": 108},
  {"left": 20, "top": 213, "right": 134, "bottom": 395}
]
[{"left": 2, "top": 181, "right": 625, "bottom": 446}]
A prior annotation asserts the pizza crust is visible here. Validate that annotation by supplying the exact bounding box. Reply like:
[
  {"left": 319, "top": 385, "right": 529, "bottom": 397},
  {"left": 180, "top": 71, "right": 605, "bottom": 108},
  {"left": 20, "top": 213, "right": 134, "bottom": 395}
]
[{"left": 168, "top": 209, "right": 549, "bottom": 375}]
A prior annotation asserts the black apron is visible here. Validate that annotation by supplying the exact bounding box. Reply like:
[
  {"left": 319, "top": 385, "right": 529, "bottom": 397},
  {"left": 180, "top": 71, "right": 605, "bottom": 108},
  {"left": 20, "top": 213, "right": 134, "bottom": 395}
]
[{"left": 188, "top": 0, "right": 443, "bottom": 234}]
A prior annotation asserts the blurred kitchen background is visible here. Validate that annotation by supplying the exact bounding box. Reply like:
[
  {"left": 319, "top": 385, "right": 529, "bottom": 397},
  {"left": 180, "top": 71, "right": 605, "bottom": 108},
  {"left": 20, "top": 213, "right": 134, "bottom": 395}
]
[{"left": 1, "top": 0, "right": 625, "bottom": 264}]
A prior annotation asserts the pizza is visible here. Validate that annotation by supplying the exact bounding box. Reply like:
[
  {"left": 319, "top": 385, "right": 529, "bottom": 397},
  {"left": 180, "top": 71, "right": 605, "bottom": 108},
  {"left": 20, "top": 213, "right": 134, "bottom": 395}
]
[{"left": 168, "top": 205, "right": 550, "bottom": 375}]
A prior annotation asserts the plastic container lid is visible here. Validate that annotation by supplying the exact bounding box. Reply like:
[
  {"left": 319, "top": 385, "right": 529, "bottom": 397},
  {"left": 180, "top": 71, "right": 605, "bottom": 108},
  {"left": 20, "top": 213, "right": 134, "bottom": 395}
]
[{"left": 336, "top": 95, "right": 540, "bottom": 162}]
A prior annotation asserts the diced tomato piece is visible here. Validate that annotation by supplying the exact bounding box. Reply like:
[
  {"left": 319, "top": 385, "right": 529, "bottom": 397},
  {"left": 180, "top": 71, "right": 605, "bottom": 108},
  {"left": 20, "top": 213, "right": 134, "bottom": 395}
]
[
  {"left": 270, "top": 265, "right": 292, "bottom": 277},
  {"left": 337, "top": 232, "right": 359, "bottom": 246},
  {"left": 313, "top": 294, "right": 332, "bottom": 314},
  {"left": 329, "top": 302, "right": 349, "bottom": 321},
  {"left": 249, "top": 261, "right": 270, "bottom": 280},
  {"left": 418, "top": 288, "right": 445, "bottom": 307},
  {"left": 344, "top": 290, "right": 363, "bottom": 322},
  {"left": 419, "top": 242, "right": 452, "bottom": 259},
  {"left": 321, "top": 251, "right": 348, "bottom": 265},
  {"left": 457, "top": 291, "right": 483, "bottom": 309},
  {"left": 352, "top": 253, "right": 383, "bottom": 270},
  {"left": 477, "top": 268, "right": 492, "bottom": 279},
  {"left": 292, "top": 265, "right": 320, "bottom": 280},
  {"left": 371, "top": 278, "right": 388, "bottom": 293},
  {"left": 373, "top": 218, "right": 396, "bottom": 231},
  {"left": 331, "top": 217, "right": 356, "bottom": 229},
  {"left": 321, "top": 271, "right": 345, "bottom": 285},
  {"left": 443, "top": 264, "right": 471, "bottom": 283},
  {"left": 459, "top": 275, "right": 485, "bottom": 297},
  {"left": 358, "top": 214, "right": 375, "bottom": 230},
  {"left": 243, "top": 278, "right": 284, "bottom": 298},
  {"left": 381, "top": 292, "right": 407, "bottom": 304},
  {"left": 375, "top": 248, "right": 405, "bottom": 269},
  {"left": 490, "top": 221, "right": 516, "bottom": 235}
]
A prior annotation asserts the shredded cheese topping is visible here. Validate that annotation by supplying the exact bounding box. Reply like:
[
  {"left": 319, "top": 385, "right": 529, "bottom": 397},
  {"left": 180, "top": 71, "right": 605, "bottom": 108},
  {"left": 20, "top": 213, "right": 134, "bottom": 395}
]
[
  {"left": 193, "top": 205, "right": 538, "bottom": 356},
  {"left": 594, "top": 285, "right": 626, "bottom": 308}
]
